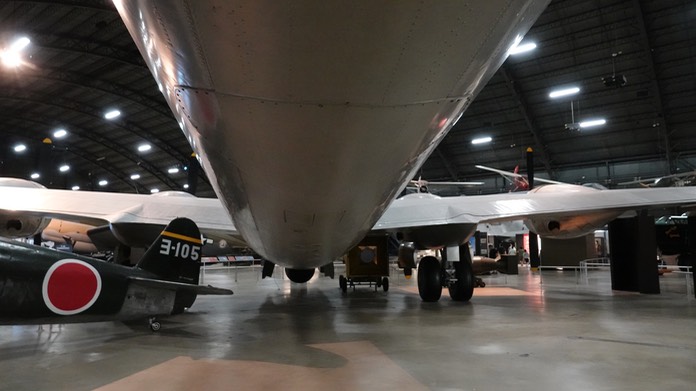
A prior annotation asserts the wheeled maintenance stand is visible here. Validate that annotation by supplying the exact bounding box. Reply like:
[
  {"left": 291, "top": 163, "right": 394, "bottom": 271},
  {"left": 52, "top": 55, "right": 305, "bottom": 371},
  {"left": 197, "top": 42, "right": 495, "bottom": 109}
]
[{"left": 339, "top": 234, "right": 390, "bottom": 293}]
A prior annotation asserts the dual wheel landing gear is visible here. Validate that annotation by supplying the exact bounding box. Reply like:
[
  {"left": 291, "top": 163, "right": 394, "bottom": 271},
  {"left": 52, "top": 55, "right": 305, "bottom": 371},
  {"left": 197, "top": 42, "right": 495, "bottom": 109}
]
[
  {"left": 417, "top": 254, "right": 475, "bottom": 302},
  {"left": 339, "top": 275, "right": 389, "bottom": 293}
]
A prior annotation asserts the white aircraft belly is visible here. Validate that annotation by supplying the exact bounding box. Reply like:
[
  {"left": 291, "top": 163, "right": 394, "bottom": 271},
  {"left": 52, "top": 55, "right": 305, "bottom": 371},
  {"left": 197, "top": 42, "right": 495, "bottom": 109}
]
[{"left": 114, "top": 0, "right": 551, "bottom": 269}]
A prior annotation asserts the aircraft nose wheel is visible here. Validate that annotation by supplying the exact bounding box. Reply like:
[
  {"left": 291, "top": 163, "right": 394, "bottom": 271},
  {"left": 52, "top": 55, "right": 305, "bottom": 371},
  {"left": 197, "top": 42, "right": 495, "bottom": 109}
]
[{"left": 148, "top": 317, "right": 161, "bottom": 332}]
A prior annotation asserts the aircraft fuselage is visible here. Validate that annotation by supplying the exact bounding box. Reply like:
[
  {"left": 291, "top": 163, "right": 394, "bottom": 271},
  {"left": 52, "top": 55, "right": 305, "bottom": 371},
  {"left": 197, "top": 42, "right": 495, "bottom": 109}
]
[{"left": 114, "top": 1, "right": 551, "bottom": 269}]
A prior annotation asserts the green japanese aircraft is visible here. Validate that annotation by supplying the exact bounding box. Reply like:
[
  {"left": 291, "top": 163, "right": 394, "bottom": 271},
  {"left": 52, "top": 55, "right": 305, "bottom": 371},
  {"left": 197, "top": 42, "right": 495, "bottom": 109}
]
[{"left": 0, "top": 217, "right": 232, "bottom": 331}]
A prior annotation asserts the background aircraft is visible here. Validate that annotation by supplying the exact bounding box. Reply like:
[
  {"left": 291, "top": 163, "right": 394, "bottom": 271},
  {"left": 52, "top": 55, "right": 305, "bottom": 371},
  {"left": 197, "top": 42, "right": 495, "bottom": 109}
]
[
  {"left": 0, "top": 217, "right": 232, "bottom": 331},
  {"left": 2, "top": 176, "right": 696, "bottom": 302},
  {"left": 475, "top": 165, "right": 564, "bottom": 191},
  {"left": 617, "top": 171, "right": 696, "bottom": 188}
]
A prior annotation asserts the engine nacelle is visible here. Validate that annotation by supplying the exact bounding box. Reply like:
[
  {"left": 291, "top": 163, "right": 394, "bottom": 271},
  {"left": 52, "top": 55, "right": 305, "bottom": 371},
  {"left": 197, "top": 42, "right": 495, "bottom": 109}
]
[
  {"left": 0, "top": 213, "right": 51, "bottom": 239},
  {"left": 524, "top": 211, "right": 621, "bottom": 239}
]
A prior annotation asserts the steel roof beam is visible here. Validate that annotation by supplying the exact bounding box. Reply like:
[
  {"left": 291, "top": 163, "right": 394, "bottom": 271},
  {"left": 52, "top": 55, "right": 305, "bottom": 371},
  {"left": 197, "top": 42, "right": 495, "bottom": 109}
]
[
  {"left": 499, "top": 64, "right": 554, "bottom": 177},
  {"left": 632, "top": 0, "right": 673, "bottom": 174}
]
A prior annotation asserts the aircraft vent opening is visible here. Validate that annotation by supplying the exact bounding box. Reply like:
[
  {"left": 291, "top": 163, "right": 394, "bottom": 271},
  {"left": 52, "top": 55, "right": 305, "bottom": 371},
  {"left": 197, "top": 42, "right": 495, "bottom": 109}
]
[
  {"left": 547, "top": 221, "right": 561, "bottom": 232},
  {"left": 7, "top": 220, "right": 22, "bottom": 231}
]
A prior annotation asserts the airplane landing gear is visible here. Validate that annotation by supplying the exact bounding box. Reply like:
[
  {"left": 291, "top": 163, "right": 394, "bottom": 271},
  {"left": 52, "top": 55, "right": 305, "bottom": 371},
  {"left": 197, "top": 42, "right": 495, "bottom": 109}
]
[
  {"left": 148, "top": 317, "right": 161, "bottom": 332},
  {"left": 417, "top": 245, "right": 475, "bottom": 303},
  {"left": 285, "top": 268, "right": 315, "bottom": 283},
  {"left": 448, "top": 257, "right": 474, "bottom": 301},
  {"left": 417, "top": 256, "right": 442, "bottom": 302}
]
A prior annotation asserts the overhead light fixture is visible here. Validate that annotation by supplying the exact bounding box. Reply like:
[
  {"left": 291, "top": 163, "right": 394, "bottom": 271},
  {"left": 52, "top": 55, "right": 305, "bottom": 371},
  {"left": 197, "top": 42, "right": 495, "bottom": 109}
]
[
  {"left": 130, "top": 173, "right": 141, "bottom": 180},
  {"left": 508, "top": 42, "right": 537, "bottom": 56},
  {"left": 137, "top": 143, "right": 151, "bottom": 152},
  {"left": 104, "top": 109, "right": 121, "bottom": 120},
  {"left": 183, "top": 184, "right": 190, "bottom": 189},
  {"left": 13, "top": 144, "right": 26, "bottom": 152},
  {"left": 150, "top": 188, "right": 159, "bottom": 193},
  {"left": 549, "top": 87, "right": 580, "bottom": 99},
  {"left": 98, "top": 179, "right": 108, "bottom": 186},
  {"left": 602, "top": 74, "right": 627, "bottom": 88},
  {"left": 30, "top": 172, "right": 40, "bottom": 179},
  {"left": 579, "top": 119, "right": 607, "bottom": 128},
  {"left": 59, "top": 164, "right": 70, "bottom": 172},
  {"left": 471, "top": 136, "right": 492, "bottom": 145},
  {"left": 53, "top": 129, "right": 67, "bottom": 138},
  {"left": 1, "top": 36, "right": 30, "bottom": 68},
  {"left": 168, "top": 167, "right": 179, "bottom": 174},
  {"left": 71, "top": 185, "right": 80, "bottom": 191}
]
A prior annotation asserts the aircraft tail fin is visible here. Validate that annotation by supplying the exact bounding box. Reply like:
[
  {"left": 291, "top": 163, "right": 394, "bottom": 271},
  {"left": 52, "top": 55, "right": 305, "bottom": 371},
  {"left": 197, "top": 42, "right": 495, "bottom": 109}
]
[{"left": 136, "top": 217, "right": 203, "bottom": 285}]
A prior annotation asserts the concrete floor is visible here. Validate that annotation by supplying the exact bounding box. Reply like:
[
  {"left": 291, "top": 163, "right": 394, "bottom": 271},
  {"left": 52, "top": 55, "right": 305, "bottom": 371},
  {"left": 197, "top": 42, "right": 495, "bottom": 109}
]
[{"left": 0, "top": 265, "right": 694, "bottom": 391}]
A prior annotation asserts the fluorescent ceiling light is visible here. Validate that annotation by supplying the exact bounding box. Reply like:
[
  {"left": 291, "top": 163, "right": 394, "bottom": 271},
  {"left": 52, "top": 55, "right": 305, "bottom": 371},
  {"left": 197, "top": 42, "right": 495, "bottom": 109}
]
[
  {"left": 168, "top": 167, "right": 179, "bottom": 174},
  {"left": 137, "top": 143, "right": 151, "bottom": 152},
  {"left": 579, "top": 119, "right": 607, "bottom": 128},
  {"left": 104, "top": 109, "right": 121, "bottom": 120},
  {"left": 13, "top": 144, "right": 26, "bottom": 152},
  {"left": 471, "top": 136, "right": 492, "bottom": 145},
  {"left": 71, "top": 185, "right": 80, "bottom": 191},
  {"left": 549, "top": 87, "right": 580, "bottom": 98},
  {"left": 53, "top": 129, "right": 67, "bottom": 138},
  {"left": 130, "top": 173, "right": 141, "bottom": 180},
  {"left": 59, "top": 164, "right": 70, "bottom": 172},
  {"left": 30, "top": 172, "right": 40, "bottom": 179},
  {"left": 98, "top": 179, "right": 108, "bottom": 186},
  {"left": 509, "top": 42, "right": 537, "bottom": 55},
  {"left": 150, "top": 188, "right": 159, "bottom": 193}
]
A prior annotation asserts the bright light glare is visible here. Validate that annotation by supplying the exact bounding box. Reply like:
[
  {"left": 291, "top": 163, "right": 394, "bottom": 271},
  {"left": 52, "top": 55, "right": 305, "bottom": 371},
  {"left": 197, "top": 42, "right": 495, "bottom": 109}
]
[
  {"left": 53, "top": 129, "right": 67, "bottom": 138},
  {"left": 471, "top": 136, "right": 493, "bottom": 145},
  {"left": 168, "top": 167, "right": 179, "bottom": 174},
  {"left": 59, "top": 164, "right": 70, "bottom": 172},
  {"left": 98, "top": 180, "right": 108, "bottom": 186},
  {"left": 549, "top": 87, "right": 580, "bottom": 98},
  {"left": 1, "top": 51, "right": 22, "bottom": 67},
  {"left": 71, "top": 185, "right": 80, "bottom": 191},
  {"left": 1, "top": 36, "right": 31, "bottom": 68},
  {"left": 13, "top": 144, "right": 26, "bottom": 152},
  {"left": 137, "top": 143, "right": 151, "bottom": 152},
  {"left": 30, "top": 172, "right": 40, "bottom": 179},
  {"left": 104, "top": 109, "right": 121, "bottom": 120},
  {"left": 509, "top": 42, "right": 537, "bottom": 55},
  {"left": 579, "top": 119, "right": 607, "bottom": 128},
  {"left": 130, "top": 173, "right": 141, "bottom": 180},
  {"left": 183, "top": 184, "right": 189, "bottom": 189},
  {"left": 150, "top": 188, "right": 159, "bottom": 193},
  {"left": 10, "top": 37, "right": 30, "bottom": 52}
]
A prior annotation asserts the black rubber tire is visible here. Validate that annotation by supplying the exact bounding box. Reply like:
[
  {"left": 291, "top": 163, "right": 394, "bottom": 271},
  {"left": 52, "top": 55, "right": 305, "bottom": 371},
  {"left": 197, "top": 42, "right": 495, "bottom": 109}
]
[
  {"left": 339, "top": 275, "right": 348, "bottom": 293},
  {"left": 285, "top": 268, "right": 315, "bottom": 283},
  {"left": 150, "top": 321, "right": 161, "bottom": 332},
  {"left": 418, "top": 256, "right": 442, "bottom": 302},
  {"left": 382, "top": 277, "right": 389, "bottom": 292},
  {"left": 448, "top": 260, "right": 475, "bottom": 302}
]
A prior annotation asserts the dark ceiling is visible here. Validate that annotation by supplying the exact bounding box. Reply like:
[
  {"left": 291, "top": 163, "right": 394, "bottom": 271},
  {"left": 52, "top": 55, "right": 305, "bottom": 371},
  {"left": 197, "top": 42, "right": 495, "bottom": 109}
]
[{"left": 0, "top": 0, "right": 694, "bottom": 197}]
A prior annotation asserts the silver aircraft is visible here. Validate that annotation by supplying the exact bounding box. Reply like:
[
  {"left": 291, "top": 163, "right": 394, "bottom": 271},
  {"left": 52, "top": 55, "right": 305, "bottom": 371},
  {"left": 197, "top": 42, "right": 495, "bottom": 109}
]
[{"left": 109, "top": 0, "right": 552, "bottom": 281}]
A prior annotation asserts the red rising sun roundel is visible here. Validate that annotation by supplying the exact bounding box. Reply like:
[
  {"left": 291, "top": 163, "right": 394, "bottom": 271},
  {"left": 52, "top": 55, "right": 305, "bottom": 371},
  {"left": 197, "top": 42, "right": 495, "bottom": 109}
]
[{"left": 41, "top": 259, "right": 102, "bottom": 315}]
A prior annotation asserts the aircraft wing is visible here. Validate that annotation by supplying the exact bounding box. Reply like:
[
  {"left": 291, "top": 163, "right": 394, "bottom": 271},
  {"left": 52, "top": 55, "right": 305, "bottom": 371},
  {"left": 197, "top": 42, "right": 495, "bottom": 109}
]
[
  {"left": 129, "top": 276, "right": 233, "bottom": 295},
  {"left": 0, "top": 184, "right": 239, "bottom": 241},
  {"left": 374, "top": 186, "right": 696, "bottom": 230}
]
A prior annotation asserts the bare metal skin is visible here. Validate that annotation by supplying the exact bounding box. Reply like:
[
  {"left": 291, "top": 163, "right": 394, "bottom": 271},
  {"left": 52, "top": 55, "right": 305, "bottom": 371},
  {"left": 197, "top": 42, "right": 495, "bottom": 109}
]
[{"left": 113, "top": 0, "right": 551, "bottom": 268}]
